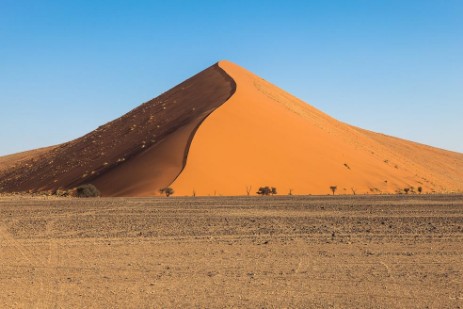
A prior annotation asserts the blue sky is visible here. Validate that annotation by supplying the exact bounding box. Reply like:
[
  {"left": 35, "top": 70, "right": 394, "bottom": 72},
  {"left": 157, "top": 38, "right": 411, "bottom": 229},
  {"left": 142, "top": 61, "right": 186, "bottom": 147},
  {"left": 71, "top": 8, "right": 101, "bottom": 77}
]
[{"left": 1, "top": 0, "right": 462, "bottom": 155}]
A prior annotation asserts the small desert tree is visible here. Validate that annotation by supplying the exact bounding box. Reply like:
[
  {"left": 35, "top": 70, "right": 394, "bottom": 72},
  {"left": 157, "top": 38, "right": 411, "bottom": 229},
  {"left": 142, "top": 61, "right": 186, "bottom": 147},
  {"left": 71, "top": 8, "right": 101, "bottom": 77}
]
[
  {"left": 160, "top": 187, "right": 174, "bottom": 197},
  {"left": 417, "top": 186, "right": 423, "bottom": 194},
  {"left": 257, "top": 186, "right": 272, "bottom": 196},
  {"left": 330, "top": 186, "right": 337, "bottom": 195},
  {"left": 404, "top": 188, "right": 410, "bottom": 194},
  {"left": 271, "top": 187, "right": 277, "bottom": 195}
]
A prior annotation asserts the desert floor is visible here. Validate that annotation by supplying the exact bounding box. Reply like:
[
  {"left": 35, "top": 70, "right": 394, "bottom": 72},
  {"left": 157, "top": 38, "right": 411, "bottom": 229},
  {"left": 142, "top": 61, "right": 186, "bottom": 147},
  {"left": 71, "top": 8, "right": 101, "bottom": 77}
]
[{"left": 1, "top": 195, "right": 462, "bottom": 308}]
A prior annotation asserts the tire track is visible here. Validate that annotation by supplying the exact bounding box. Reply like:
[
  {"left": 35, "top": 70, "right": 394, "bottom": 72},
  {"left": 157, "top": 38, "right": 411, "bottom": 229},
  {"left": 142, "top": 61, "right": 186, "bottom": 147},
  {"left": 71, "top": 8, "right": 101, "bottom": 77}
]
[{"left": 0, "top": 221, "right": 53, "bottom": 308}]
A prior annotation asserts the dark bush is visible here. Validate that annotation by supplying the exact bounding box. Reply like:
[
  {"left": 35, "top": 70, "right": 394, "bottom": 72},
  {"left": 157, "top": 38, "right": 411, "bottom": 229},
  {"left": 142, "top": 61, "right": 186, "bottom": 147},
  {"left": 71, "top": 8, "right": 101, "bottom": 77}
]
[
  {"left": 76, "top": 184, "right": 101, "bottom": 198},
  {"left": 257, "top": 186, "right": 277, "bottom": 196},
  {"left": 160, "top": 187, "right": 174, "bottom": 197},
  {"left": 257, "top": 186, "right": 271, "bottom": 195}
]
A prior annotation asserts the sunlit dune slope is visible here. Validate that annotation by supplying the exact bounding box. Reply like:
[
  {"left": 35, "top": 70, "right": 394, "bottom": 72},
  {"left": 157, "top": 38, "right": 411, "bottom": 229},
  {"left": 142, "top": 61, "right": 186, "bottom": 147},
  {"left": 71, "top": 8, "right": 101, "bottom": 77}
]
[
  {"left": 0, "top": 64, "right": 235, "bottom": 196},
  {"left": 171, "top": 61, "right": 463, "bottom": 196}
]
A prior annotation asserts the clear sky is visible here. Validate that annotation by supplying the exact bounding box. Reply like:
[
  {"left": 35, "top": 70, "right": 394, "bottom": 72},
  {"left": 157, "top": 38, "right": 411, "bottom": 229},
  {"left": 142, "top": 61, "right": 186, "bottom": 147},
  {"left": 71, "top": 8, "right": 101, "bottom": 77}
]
[{"left": 1, "top": 0, "right": 462, "bottom": 155}]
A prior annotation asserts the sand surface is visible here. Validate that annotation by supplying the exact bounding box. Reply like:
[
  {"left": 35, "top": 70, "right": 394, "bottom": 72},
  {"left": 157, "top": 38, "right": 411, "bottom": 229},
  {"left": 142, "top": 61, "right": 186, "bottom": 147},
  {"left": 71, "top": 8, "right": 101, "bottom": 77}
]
[
  {"left": 171, "top": 61, "right": 463, "bottom": 196},
  {"left": 0, "top": 146, "right": 56, "bottom": 173},
  {"left": 1, "top": 195, "right": 462, "bottom": 308},
  {"left": 0, "top": 61, "right": 462, "bottom": 196},
  {"left": 0, "top": 64, "right": 235, "bottom": 196}
]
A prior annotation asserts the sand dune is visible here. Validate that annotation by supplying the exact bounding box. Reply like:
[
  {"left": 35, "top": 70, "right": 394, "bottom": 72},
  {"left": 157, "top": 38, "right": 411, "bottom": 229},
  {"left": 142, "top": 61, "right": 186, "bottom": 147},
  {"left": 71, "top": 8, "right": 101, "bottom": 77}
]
[
  {"left": 171, "top": 61, "right": 463, "bottom": 196},
  {"left": 0, "top": 61, "right": 462, "bottom": 196},
  {"left": 0, "top": 64, "right": 235, "bottom": 196},
  {"left": 0, "top": 146, "right": 56, "bottom": 173}
]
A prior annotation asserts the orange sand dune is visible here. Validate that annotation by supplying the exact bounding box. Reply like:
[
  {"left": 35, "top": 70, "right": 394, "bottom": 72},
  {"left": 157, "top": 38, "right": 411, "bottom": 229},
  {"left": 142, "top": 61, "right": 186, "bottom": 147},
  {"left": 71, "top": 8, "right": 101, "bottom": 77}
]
[
  {"left": 171, "top": 61, "right": 463, "bottom": 196},
  {"left": 0, "top": 61, "right": 462, "bottom": 196},
  {"left": 0, "top": 64, "right": 235, "bottom": 195},
  {"left": 0, "top": 146, "right": 57, "bottom": 173}
]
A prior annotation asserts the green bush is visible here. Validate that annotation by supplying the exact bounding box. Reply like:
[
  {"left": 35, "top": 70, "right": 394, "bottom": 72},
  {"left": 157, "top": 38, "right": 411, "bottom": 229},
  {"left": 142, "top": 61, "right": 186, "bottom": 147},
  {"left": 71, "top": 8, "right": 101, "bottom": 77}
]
[{"left": 76, "top": 184, "right": 101, "bottom": 198}]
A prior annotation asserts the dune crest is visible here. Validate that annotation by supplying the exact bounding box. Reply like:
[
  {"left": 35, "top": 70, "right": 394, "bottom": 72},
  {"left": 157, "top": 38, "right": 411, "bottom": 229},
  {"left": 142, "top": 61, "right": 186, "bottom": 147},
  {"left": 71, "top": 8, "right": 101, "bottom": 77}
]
[{"left": 1, "top": 61, "right": 462, "bottom": 196}]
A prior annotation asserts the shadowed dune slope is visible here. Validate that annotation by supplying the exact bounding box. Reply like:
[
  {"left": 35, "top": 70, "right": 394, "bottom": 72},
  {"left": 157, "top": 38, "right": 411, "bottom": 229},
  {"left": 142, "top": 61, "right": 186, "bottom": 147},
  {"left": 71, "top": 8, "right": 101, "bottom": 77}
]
[
  {"left": 0, "top": 64, "right": 235, "bottom": 196},
  {"left": 171, "top": 61, "right": 463, "bottom": 196},
  {"left": 0, "top": 146, "right": 57, "bottom": 173}
]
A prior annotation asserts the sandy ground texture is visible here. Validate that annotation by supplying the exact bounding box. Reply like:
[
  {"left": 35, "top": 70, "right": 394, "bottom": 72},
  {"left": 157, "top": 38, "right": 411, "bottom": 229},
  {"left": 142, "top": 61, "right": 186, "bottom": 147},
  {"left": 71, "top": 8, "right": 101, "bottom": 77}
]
[{"left": 1, "top": 195, "right": 462, "bottom": 308}]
